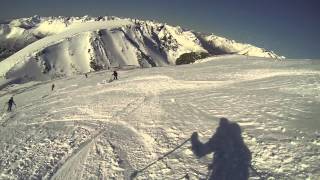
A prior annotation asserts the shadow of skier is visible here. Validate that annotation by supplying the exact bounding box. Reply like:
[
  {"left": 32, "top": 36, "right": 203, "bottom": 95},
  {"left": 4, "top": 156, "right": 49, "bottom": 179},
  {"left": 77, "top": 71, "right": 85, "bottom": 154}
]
[{"left": 191, "top": 117, "right": 251, "bottom": 180}]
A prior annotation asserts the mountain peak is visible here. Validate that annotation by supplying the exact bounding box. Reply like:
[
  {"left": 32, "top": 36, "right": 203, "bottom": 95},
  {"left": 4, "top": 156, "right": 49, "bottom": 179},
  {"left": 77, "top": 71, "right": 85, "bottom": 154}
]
[{"left": 0, "top": 15, "right": 284, "bottom": 81}]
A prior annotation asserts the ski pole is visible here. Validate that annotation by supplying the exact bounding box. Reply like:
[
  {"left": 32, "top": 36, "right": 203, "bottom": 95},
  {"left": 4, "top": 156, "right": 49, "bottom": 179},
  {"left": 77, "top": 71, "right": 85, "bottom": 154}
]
[{"left": 130, "top": 137, "right": 191, "bottom": 179}]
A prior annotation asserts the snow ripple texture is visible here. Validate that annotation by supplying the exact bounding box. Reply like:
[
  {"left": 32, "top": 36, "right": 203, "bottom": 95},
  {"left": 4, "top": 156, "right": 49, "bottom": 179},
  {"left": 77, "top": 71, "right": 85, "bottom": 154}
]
[{"left": 0, "top": 55, "right": 319, "bottom": 179}]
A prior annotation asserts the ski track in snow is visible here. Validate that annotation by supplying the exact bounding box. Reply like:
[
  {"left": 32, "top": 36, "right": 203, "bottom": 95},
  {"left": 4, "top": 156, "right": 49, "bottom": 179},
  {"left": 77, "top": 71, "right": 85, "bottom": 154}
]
[{"left": 0, "top": 56, "right": 320, "bottom": 179}]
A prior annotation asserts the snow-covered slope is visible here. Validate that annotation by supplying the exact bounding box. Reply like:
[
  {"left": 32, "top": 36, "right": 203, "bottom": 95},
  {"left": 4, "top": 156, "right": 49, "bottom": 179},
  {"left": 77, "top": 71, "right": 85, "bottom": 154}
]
[
  {"left": 0, "top": 55, "right": 319, "bottom": 179},
  {"left": 0, "top": 15, "right": 283, "bottom": 81},
  {"left": 204, "top": 34, "right": 281, "bottom": 58}
]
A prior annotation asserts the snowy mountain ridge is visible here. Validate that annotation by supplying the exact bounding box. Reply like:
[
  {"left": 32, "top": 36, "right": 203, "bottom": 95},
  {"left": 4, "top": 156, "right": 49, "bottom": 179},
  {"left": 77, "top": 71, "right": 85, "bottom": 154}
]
[{"left": 0, "top": 15, "right": 284, "bottom": 81}]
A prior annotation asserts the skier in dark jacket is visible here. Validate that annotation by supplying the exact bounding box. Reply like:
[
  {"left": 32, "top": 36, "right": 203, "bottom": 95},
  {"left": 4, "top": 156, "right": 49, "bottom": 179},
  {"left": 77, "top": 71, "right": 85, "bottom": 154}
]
[
  {"left": 191, "top": 118, "right": 251, "bottom": 180},
  {"left": 113, "top": 71, "right": 118, "bottom": 80},
  {"left": 7, "top": 97, "right": 16, "bottom": 112},
  {"left": 51, "top": 84, "right": 55, "bottom": 91}
]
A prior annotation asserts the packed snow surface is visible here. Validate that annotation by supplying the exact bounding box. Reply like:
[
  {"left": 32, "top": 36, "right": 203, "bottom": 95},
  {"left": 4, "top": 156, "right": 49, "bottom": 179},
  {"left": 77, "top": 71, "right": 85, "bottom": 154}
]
[{"left": 0, "top": 55, "right": 319, "bottom": 179}]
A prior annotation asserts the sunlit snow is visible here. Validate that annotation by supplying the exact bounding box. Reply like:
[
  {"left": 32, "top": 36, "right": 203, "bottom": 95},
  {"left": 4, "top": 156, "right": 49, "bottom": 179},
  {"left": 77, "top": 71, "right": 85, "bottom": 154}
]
[{"left": 0, "top": 55, "right": 319, "bottom": 179}]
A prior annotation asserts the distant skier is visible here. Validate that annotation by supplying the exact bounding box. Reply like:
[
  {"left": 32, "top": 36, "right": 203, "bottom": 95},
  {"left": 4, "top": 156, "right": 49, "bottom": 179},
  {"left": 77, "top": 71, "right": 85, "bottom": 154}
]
[
  {"left": 7, "top": 96, "right": 16, "bottom": 112},
  {"left": 51, "top": 84, "right": 55, "bottom": 91},
  {"left": 85, "top": 73, "right": 88, "bottom": 78},
  {"left": 113, "top": 71, "right": 118, "bottom": 80},
  {"left": 191, "top": 118, "right": 251, "bottom": 180}
]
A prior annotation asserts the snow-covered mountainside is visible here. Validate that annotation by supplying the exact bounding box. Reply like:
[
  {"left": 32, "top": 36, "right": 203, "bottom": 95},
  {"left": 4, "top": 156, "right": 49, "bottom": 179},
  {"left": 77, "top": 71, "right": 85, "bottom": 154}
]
[
  {"left": 0, "top": 55, "right": 319, "bottom": 179},
  {"left": 0, "top": 15, "right": 283, "bottom": 81}
]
